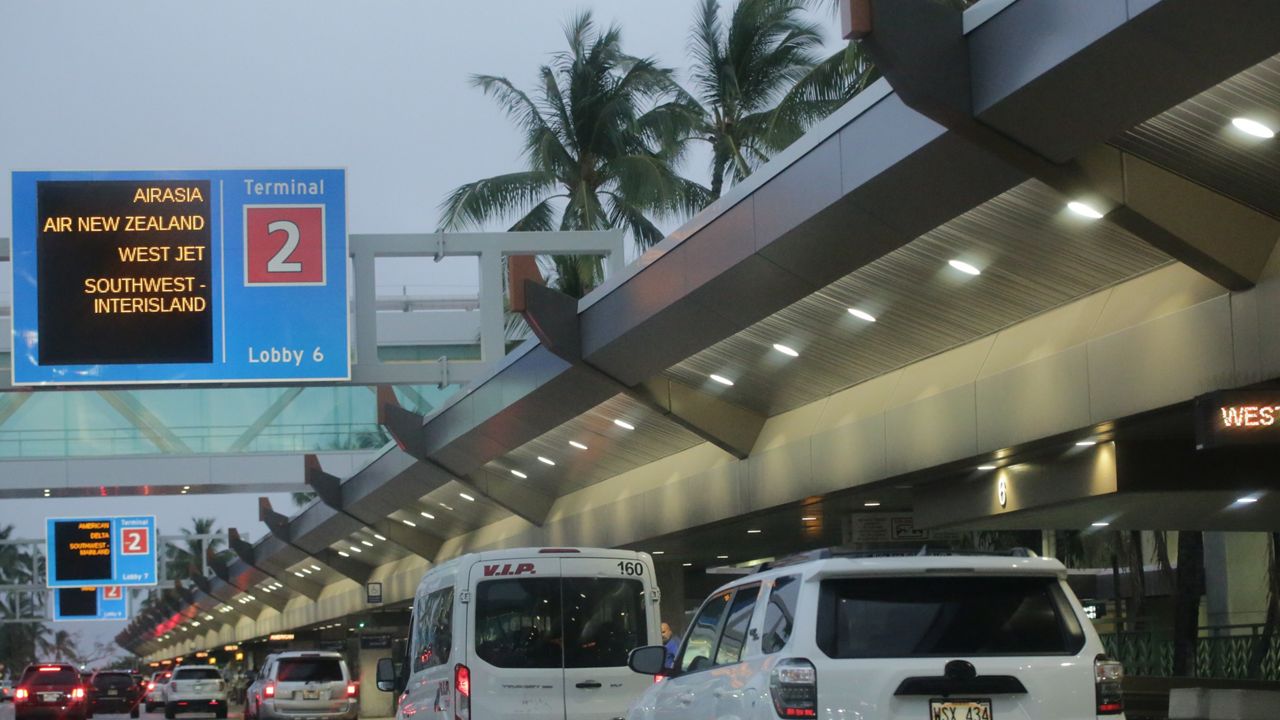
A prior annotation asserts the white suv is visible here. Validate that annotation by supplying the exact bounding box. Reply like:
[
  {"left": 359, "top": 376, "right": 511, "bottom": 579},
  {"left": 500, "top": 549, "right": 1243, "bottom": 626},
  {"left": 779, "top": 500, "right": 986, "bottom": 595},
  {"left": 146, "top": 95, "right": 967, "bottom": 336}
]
[
  {"left": 164, "top": 666, "right": 228, "bottom": 719},
  {"left": 626, "top": 549, "right": 1125, "bottom": 720}
]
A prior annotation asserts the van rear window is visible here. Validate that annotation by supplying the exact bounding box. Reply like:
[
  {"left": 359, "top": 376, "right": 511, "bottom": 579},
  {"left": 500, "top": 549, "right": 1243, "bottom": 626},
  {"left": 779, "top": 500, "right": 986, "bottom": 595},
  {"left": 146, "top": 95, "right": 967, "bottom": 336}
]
[
  {"left": 476, "top": 577, "right": 647, "bottom": 669},
  {"left": 817, "top": 575, "right": 1085, "bottom": 658},
  {"left": 276, "top": 659, "right": 343, "bottom": 682}
]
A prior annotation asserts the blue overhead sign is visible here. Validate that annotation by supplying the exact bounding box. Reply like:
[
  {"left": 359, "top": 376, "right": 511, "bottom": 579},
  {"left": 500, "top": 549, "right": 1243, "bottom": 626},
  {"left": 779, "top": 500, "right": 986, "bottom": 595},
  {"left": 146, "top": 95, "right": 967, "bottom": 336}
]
[
  {"left": 11, "top": 169, "right": 348, "bottom": 385},
  {"left": 46, "top": 515, "right": 158, "bottom": 588},
  {"left": 53, "top": 586, "right": 129, "bottom": 622}
]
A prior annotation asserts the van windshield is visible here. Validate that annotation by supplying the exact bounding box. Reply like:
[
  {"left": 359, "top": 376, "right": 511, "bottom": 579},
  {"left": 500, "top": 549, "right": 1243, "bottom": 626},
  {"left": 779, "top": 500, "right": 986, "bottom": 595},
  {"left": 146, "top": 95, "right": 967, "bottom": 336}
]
[
  {"left": 476, "top": 577, "right": 647, "bottom": 669},
  {"left": 817, "top": 575, "right": 1085, "bottom": 658}
]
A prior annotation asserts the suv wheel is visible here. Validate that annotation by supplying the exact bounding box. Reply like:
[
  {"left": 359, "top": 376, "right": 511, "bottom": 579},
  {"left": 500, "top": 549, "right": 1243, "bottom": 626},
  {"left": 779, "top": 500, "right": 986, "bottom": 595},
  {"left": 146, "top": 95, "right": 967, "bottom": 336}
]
[
  {"left": 215, "top": 706, "right": 228, "bottom": 720},
  {"left": 164, "top": 702, "right": 177, "bottom": 719},
  {"left": 145, "top": 702, "right": 155, "bottom": 713}
]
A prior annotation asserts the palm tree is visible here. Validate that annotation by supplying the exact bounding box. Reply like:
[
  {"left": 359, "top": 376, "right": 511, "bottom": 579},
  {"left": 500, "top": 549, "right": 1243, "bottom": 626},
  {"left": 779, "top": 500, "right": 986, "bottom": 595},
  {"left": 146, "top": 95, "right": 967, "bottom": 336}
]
[
  {"left": 0, "top": 525, "right": 47, "bottom": 672},
  {"left": 688, "top": 0, "right": 837, "bottom": 198},
  {"left": 164, "top": 518, "right": 233, "bottom": 580},
  {"left": 440, "top": 12, "right": 710, "bottom": 297},
  {"left": 37, "top": 630, "right": 79, "bottom": 664}
]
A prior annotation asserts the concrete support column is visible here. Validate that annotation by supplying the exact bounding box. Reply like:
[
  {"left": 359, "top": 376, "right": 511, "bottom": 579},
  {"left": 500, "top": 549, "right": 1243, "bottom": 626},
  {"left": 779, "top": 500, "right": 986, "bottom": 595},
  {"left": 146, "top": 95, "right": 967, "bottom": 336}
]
[
  {"left": 1203, "top": 532, "right": 1231, "bottom": 634},
  {"left": 356, "top": 647, "right": 393, "bottom": 718}
]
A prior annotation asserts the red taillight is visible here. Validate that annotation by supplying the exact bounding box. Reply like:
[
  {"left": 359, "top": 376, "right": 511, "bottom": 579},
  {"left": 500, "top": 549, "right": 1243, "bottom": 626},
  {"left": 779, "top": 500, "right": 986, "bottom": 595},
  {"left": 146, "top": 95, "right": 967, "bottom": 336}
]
[
  {"left": 38, "top": 667, "right": 61, "bottom": 672},
  {"left": 1095, "top": 655, "right": 1124, "bottom": 715},
  {"left": 147, "top": 682, "right": 155, "bottom": 691},
  {"left": 72, "top": 687, "right": 86, "bottom": 700},
  {"left": 264, "top": 684, "right": 275, "bottom": 698},
  {"left": 454, "top": 664, "right": 471, "bottom": 720},
  {"left": 346, "top": 683, "right": 357, "bottom": 697},
  {"left": 770, "top": 658, "right": 817, "bottom": 718},
  {"left": 15, "top": 689, "right": 29, "bottom": 702}
]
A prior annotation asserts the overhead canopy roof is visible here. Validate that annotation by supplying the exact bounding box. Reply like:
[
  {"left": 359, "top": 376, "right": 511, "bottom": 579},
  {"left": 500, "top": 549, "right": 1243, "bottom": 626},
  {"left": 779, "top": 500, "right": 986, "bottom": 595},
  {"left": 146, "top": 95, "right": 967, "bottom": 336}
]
[{"left": 120, "top": 0, "right": 1280, "bottom": 656}]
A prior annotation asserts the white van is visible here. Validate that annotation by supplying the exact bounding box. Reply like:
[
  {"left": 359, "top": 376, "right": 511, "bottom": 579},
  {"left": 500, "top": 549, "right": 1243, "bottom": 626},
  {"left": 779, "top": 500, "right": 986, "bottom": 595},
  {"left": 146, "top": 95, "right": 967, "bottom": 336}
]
[{"left": 377, "top": 547, "right": 661, "bottom": 720}]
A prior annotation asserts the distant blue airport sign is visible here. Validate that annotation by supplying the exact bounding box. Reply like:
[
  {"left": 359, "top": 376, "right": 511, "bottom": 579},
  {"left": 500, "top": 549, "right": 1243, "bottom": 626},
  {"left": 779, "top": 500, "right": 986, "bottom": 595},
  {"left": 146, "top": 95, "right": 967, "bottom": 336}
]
[
  {"left": 53, "top": 586, "right": 129, "bottom": 622},
  {"left": 46, "top": 516, "right": 158, "bottom": 588},
  {"left": 11, "top": 170, "right": 348, "bottom": 385}
]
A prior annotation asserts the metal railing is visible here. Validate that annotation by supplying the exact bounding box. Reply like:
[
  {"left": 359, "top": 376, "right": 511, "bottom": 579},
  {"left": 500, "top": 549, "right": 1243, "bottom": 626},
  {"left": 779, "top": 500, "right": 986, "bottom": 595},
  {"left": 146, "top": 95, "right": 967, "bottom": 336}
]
[{"left": 1103, "top": 626, "right": 1280, "bottom": 681}]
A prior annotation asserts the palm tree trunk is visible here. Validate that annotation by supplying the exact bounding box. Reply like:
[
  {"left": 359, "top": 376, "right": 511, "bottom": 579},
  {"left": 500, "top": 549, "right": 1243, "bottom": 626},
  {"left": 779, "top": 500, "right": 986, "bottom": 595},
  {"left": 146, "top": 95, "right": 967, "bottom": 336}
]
[
  {"left": 710, "top": 149, "right": 728, "bottom": 200},
  {"left": 1173, "top": 530, "right": 1206, "bottom": 676}
]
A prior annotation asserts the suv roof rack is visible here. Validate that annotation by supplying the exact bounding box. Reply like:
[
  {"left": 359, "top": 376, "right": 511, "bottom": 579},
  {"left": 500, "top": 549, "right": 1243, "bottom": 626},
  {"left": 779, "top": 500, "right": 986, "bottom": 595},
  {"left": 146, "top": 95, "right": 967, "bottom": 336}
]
[{"left": 757, "top": 545, "right": 1038, "bottom": 571}]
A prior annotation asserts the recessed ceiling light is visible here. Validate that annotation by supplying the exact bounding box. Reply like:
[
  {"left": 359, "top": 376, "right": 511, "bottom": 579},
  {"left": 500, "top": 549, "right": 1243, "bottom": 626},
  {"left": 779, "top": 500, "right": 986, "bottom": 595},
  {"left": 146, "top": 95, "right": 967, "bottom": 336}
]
[
  {"left": 651, "top": 551, "right": 665, "bottom": 555},
  {"left": 614, "top": 418, "right": 636, "bottom": 430},
  {"left": 977, "top": 465, "right": 997, "bottom": 471},
  {"left": 1091, "top": 521, "right": 1110, "bottom": 527},
  {"left": 183, "top": 485, "right": 191, "bottom": 490},
  {"left": 747, "top": 529, "right": 762, "bottom": 534},
  {"left": 709, "top": 374, "right": 735, "bottom": 386},
  {"left": 348, "top": 546, "right": 362, "bottom": 553},
  {"left": 772, "top": 343, "right": 799, "bottom": 357},
  {"left": 511, "top": 469, "right": 528, "bottom": 479},
  {"left": 372, "top": 535, "right": 385, "bottom": 542},
  {"left": 402, "top": 519, "right": 416, "bottom": 527},
  {"left": 440, "top": 502, "right": 454, "bottom": 511},
  {"left": 948, "top": 259, "right": 981, "bottom": 276},
  {"left": 801, "top": 516, "right": 817, "bottom": 522},
  {"left": 682, "top": 562, "right": 693, "bottom": 567},
  {"left": 459, "top": 492, "right": 475, "bottom": 502},
  {"left": 569, "top": 440, "right": 588, "bottom": 450},
  {"left": 420, "top": 511, "right": 435, "bottom": 520},
  {"left": 301, "top": 568, "right": 312, "bottom": 574},
  {"left": 337, "top": 551, "right": 350, "bottom": 558},
  {"left": 361, "top": 540, "right": 374, "bottom": 547},
  {"left": 864, "top": 501, "right": 881, "bottom": 508},
  {"left": 716, "top": 555, "right": 729, "bottom": 560},
  {"left": 847, "top": 308, "right": 877, "bottom": 323},
  {"left": 293, "top": 571, "right": 304, "bottom": 578},
  {"left": 1235, "top": 496, "right": 1260, "bottom": 505},
  {"left": 1232, "top": 117, "right": 1276, "bottom": 139},
  {"left": 1067, "top": 201, "right": 1105, "bottom": 219},
  {"left": 537, "top": 456, "right": 556, "bottom": 466},
  {"left": 1076, "top": 440, "right": 1097, "bottom": 447}
]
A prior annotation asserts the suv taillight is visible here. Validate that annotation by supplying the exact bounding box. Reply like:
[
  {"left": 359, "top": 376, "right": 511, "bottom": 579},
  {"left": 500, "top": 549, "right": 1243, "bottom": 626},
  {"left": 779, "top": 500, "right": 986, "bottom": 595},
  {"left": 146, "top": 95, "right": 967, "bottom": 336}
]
[
  {"left": 770, "top": 658, "right": 817, "bottom": 718},
  {"left": 454, "top": 664, "right": 470, "bottom": 720},
  {"left": 264, "top": 683, "right": 275, "bottom": 698},
  {"left": 147, "top": 682, "right": 155, "bottom": 691},
  {"left": 71, "top": 687, "right": 86, "bottom": 701},
  {"left": 346, "top": 683, "right": 357, "bottom": 697},
  {"left": 1095, "top": 655, "right": 1124, "bottom": 715},
  {"left": 14, "top": 689, "right": 28, "bottom": 702}
]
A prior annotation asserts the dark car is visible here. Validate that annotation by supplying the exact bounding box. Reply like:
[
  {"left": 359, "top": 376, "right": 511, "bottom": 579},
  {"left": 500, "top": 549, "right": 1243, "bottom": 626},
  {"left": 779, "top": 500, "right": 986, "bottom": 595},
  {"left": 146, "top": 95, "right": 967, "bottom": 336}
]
[
  {"left": 13, "top": 664, "right": 89, "bottom": 720},
  {"left": 88, "top": 671, "right": 140, "bottom": 718}
]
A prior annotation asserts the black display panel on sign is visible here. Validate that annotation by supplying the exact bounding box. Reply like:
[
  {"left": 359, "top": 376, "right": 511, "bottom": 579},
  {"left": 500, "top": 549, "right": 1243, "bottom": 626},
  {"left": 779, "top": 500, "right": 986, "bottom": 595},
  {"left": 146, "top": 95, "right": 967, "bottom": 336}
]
[
  {"left": 1195, "top": 390, "right": 1280, "bottom": 449},
  {"left": 35, "top": 180, "right": 213, "bottom": 366},
  {"left": 58, "top": 588, "right": 99, "bottom": 618},
  {"left": 52, "top": 519, "right": 113, "bottom": 584}
]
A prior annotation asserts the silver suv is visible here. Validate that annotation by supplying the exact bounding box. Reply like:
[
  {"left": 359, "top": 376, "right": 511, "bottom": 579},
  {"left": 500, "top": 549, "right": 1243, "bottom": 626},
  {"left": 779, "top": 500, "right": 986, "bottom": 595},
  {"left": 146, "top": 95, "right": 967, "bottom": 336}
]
[
  {"left": 163, "top": 666, "right": 228, "bottom": 720},
  {"left": 245, "top": 652, "right": 356, "bottom": 720},
  {"left": 627, "top": 549, "right": 1125, "bottom": 720}
]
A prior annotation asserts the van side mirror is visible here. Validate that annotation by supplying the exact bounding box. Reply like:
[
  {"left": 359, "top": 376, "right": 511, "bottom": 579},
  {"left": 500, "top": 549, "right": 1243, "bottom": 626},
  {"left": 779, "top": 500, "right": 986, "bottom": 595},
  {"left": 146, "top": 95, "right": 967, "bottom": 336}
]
[
  {"left": 627, "top": 646, "right": 668, "bottom": 676},
  {"left": 375, "top": 658, "right": 397, "bottom": 692}
]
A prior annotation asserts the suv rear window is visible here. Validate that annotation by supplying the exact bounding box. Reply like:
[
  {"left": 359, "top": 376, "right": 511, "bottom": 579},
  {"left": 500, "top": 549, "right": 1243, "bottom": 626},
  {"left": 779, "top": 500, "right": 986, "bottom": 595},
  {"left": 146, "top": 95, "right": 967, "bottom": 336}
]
[
  {"left": 93, "top": 674, "right": 135, "bottom": 689},
  {"left": 817, "top": 575, "right": 1085, "bottom": 658},
  {"left": 173, "top": 668, "right": 221, "bottom": 680},
  {"left": 276, "top": 658, "right": 343, "bottom": 682},
  {"left": 26, "top": 670, "right": 79, "bottom": 686}
]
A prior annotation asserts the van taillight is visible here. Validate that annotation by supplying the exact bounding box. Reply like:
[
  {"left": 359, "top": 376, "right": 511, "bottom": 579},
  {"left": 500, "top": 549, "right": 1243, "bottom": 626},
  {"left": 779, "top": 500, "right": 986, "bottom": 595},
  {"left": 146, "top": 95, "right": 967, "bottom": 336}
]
[
  {"left": 1095, "top": 656, "right": 1124, "bottom": 714},
  {"left": 770, "top": 658, "right": 817, "bottom": 718},
  {"left": 454, "top": 664, "right": 470, "bottom": 720}
]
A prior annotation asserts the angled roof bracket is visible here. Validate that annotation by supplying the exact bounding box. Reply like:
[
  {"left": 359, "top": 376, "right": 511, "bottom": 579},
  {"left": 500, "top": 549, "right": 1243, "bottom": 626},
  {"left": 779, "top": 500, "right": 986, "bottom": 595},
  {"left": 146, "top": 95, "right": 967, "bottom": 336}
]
[
  {"left": 227, "top": 527, "right": 323, "bottom": 600},
  {"left": 305, "top": 453, "right": 443, "bottom": 560},
  {"left": 259, "top": 496, "right": 374, "bottom": 585}
]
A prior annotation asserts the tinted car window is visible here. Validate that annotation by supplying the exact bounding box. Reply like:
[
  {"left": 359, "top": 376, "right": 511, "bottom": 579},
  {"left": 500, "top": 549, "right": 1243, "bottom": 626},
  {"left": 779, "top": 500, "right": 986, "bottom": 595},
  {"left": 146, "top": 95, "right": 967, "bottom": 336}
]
[
  {"left": 93, "top": 674, "right": 135, "bottom": 689},
  {"left": 476, "top": 578, "right": 563, "bottom": 669},
  {"left": 276, "top": 659, "right": 343, "bottom": 682},
  {"left": 714, "top": 585, "right": 760, "bottom": 666},
  {"left": 414, "top": 587, "right": 454, "bottom": 671},
  {"left": 817, "top": 576, "right": 1086, "bottom": 658},
  {"left": 173, "top": 668, "right": 221, "bottom": 680},
  {"left": 762, "top": 575, "right": 800, "bottom": 654},
  {"left": 28, "top": 670, "right": 79, "bottom": 686},
  {"left": 679, "top": 591, "right": 731, "bottom": 673},
  {"left": 563, "top": 578, "right": 647, "bottom": 668}
]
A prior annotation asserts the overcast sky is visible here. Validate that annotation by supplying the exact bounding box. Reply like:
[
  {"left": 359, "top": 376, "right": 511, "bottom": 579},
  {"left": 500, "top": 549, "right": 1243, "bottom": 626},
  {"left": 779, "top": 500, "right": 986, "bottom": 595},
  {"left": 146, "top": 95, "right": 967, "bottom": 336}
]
[{"left": 0, "top": 0, "right": 842, "bottom": 663}]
